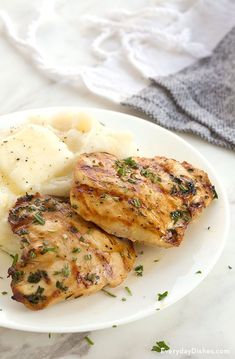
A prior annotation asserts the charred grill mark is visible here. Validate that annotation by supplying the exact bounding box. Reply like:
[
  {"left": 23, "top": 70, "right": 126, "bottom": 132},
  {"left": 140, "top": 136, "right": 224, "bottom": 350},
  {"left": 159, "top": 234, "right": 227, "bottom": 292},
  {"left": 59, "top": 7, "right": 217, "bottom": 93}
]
[
  {"left": 8, "top": 192, "right": 136, "bottom": 310},
  {"left": 95, "top": 250, "right": 113, "bottom": 278},
  {"left": 164, "top": 228, "right": 180, "bottom": 245},
  {"left": 71, "top": 186, "right": 136, "bottom": 227}
]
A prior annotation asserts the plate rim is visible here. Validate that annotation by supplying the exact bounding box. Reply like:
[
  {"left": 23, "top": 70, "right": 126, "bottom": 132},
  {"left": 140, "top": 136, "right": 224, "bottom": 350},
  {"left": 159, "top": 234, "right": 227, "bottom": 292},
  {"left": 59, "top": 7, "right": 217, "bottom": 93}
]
[{"left": 0, "top": 106, "right": 230, "bottom": 333}]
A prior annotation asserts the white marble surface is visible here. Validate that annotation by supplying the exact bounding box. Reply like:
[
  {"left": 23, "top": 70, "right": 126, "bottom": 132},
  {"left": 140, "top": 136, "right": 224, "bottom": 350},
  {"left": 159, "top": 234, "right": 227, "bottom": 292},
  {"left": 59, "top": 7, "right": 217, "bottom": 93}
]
[{"left": 0, "top": 1, "right": 235, "bottom": 358}]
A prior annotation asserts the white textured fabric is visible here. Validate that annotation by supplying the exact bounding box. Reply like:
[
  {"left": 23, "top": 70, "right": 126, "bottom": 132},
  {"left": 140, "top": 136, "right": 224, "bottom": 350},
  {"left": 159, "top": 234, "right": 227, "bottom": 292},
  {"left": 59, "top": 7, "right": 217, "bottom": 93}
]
[{"left": 0, "top": 0, "right": 235, "bottom": 103}]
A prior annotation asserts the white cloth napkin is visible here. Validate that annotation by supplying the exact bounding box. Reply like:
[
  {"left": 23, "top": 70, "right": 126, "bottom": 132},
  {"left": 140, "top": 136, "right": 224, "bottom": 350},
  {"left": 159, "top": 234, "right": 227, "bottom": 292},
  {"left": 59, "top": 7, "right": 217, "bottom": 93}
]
[{"left": 1, "top": 0, "right": 235, "bottom": 103}]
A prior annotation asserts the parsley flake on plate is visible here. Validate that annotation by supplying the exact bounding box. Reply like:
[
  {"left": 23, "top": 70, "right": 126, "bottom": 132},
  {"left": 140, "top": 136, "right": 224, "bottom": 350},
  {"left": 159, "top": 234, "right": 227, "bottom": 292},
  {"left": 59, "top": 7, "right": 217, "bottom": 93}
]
[
  {"left": 134, "top": 265, "right": 144, "bottom": 276},
  {"left": 157, "top": 291, "right": 168, "bottom": 301}
]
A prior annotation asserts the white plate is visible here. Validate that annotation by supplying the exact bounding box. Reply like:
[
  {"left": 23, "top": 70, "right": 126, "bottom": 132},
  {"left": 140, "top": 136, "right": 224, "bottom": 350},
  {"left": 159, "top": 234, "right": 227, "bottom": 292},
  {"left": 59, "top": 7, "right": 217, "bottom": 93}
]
[{"left": 0, "top": 107, "right": 229, "bottom": 333}]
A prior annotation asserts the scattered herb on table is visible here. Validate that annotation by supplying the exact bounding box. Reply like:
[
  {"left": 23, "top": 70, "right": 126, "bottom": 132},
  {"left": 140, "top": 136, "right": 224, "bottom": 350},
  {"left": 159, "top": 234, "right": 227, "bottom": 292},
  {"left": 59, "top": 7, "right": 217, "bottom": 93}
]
[
  {"left": 157, "top": 291, "right": 168, "bottom": 301},
  {"left": 1, "top": 291, "right": 7, "bottom": 295},
  {"left": 84, "top": 335, "right": 94, "bottom": 346},
  {"left": 228, "top": 265, "right": 232, "bottom": 270},
  {"left": 195, "top": 270, "right": 202, "bottom": 274},
  {"left": 154, "top": 259, "right": 159, "bottom": 263},
  {"left": 151, "top": 340, "right": 170, "bottom": 353},
  {"left": 121, "top": 297, "right": 127, "bottom": 302}
]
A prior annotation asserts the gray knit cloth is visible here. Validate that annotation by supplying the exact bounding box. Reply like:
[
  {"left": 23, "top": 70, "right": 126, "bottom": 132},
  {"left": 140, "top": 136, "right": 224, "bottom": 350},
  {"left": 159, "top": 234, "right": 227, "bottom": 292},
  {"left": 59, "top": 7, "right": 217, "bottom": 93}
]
[{"left": 123, "top": 27, "right": 235, "bottom": 150}]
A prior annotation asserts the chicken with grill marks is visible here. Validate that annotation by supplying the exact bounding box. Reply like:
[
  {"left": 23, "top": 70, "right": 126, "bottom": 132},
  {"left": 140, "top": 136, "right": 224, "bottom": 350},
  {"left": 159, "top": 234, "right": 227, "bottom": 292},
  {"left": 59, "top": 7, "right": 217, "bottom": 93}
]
[
  {"left": 8, "top": 193, "right": 136, "bottom": 310},
  {"left": 70, "top": 152, "right": 217, "bottom": 248}
]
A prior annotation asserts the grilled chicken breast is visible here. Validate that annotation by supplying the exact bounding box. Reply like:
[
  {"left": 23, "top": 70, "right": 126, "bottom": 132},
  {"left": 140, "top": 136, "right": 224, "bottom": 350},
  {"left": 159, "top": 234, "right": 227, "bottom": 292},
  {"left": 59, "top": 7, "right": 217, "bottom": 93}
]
[
  {"left": 8, "top": 193, "right": 135, "bottom": 310},
  {"left": 71, "top": 152, "right": 217, "bottom": 248}
]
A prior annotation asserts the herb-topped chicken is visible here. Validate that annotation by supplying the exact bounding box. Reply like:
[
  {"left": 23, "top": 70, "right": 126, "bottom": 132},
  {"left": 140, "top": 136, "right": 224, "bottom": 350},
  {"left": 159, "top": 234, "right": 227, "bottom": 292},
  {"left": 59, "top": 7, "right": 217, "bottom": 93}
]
[
  {"left": 8, "top": 193, "right": 136, "bottom": 310},
  {"left": 71, "top": 152, "right": 217, "bottom": 247}
]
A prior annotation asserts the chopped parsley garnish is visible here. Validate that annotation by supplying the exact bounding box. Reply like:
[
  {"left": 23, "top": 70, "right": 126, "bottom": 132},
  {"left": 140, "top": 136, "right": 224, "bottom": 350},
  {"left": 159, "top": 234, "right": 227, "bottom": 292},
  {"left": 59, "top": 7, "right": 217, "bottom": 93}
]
[
  {"left": 125, "top": 286, "right": 132, "bottom": 296},
  {"left": 56, "top": 280, "right": 68, "bottom": 292},
  {"left": 212, "top": 185, "right": 218, "bottom": 199},
  {"left": 170, "top": 210, "right": 182, "bottom": 224},
  {"left": 134, "top": 265, "right": 143, "bottom": 276},
  {"left": 101, "top": 288, "right": 117, "bottom": 297},
  {"left": 170, "top": 176, "right": 196, "bottom": 196},
  {"left": 84, "top": 254, "right": 92, "bottom": 260},
  {"left": 29, "top": 250, "right": 36, "bottom": 258},
  {"left": 170, "top": 210, "right": 191, "bottom": 224},
  {"left": 16, "top": 228, "right": 29, "bottom": 236},
  {"left": 123, "top": 157, "right": 138, "bottom": 169},
  {"left": 115, "top": 157, "right": 138, "bottom": 178},
  {"left": 154, "top": 259, "right": 159, "bottom": 263},
  {"left": 33, "top": 213, "right": 45, "bottom": 225},
  {"left": 12, "top": 270, "right": 24, "bottom": 282},
  {"left": 72, "top": 247, "right": 81, "bottom": 254},
  {"left": 26, "top": 286, "right": 46, "bottom": 304},
  {"left": 157, "top": 291, "right": 168, "bottom": 301},
  {"left": 28, "top": 270, "right": 47, "bottom": 283},
  {"left": 130, "top": 198, "right": 142, "bottom": 208},
  {"left": 10, "top": 253, "right": 18, "bottom": 266},
  {"left": 121, "top": 297, "right": 127, "bottom": 302},
  {"left": 228, "top": 265, "right": 232, "bottom": 270},
  {"left": 195, "top": 270, "right": 202, "bottom": 274},
  {"left": 140, "top": 168, "right": 161, "bottom": 184},
  {"left": 41, "top": 247, "right": 57, "bottom": 255},
  {"left": 151, "top": 340, "right": 170, "bottom": 352},
  {"left": 85, "top": 273, "right": 100, "bottom": 283},
  {"left": 54, "top": 264, "right": 70, "bottom": 278},
  {"left": 1, "top": 291, "right": 7, "bottom": 295},
  {"left": 117, "top": 166, "right": 127, "bottom": 177},
  {"left": 84, "top": 335, "right": 94, "bottom": 346},
  {"left": 128, "top": 178, "right": 137, "bottom": 184},
  {"left": 112, "top": 325, "right": 117, "bottom": 328}
]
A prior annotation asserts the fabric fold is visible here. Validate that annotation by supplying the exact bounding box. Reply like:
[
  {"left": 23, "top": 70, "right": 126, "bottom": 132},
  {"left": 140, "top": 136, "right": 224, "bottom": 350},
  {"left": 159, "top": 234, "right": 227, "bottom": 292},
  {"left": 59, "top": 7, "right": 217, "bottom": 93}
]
[{"left": 123, "top": 27, "right": 235, "bottom": 150}]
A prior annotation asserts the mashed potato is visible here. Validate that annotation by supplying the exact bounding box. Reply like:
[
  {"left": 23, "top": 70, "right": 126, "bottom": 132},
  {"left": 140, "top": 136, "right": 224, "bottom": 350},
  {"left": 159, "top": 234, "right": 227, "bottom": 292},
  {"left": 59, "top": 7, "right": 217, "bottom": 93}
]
[{"left": 0, "top": 111, "right": 137, "bottom": 254}]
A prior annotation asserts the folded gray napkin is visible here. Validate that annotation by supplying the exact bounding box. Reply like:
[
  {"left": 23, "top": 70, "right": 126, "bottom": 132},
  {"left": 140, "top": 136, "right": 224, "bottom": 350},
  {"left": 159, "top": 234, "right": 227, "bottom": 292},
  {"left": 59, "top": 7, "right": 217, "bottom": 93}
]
[{"left": 123, "top": 27, "right": 235, "bottom": 150}]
